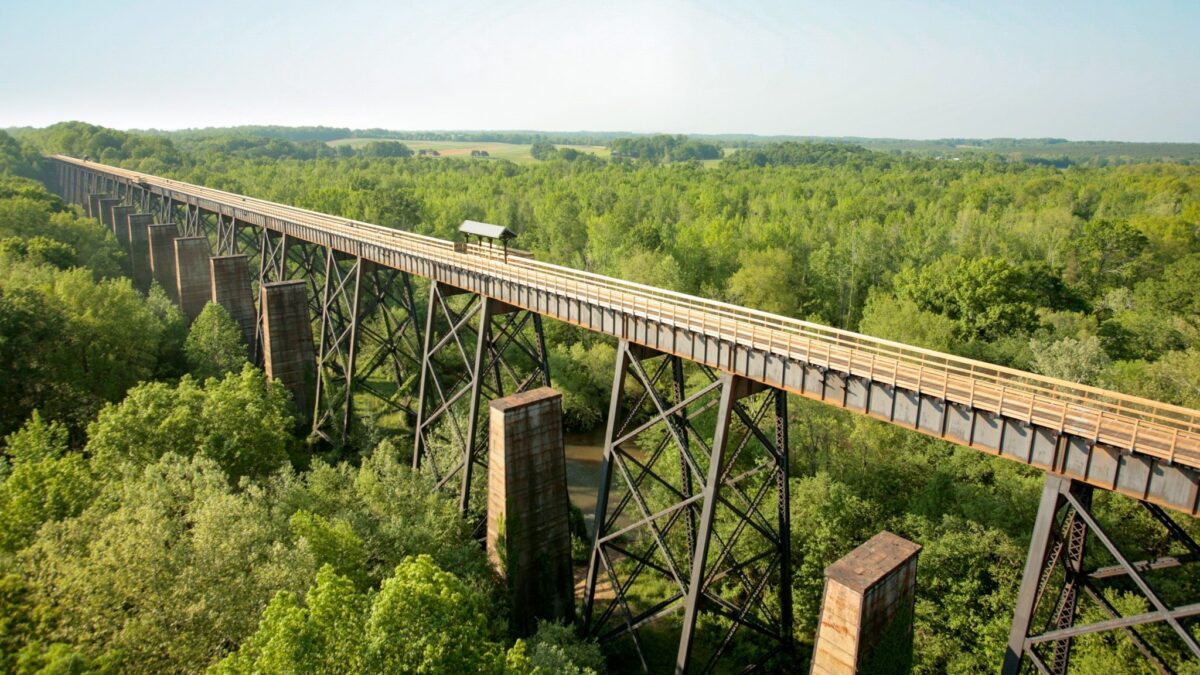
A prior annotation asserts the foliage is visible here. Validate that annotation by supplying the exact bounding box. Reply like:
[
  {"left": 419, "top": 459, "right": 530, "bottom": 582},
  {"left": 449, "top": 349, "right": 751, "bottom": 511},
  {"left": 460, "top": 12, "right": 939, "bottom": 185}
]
[
  {"left": 723, "top": 141, "right": 883, "bottom": 168},
  {"left": 0, "top": 266, "right": 176, "bottom": 438},
  {"left": 0, "top": 413, "right": 97, "bottom": 554},
  {"left": 85, "top": 366, "right": 295, "bottom": 482},
  {"left": 185, "top": 302, "right": 249, "bottom": 381},
  {"left": 523, "top": 621, "right": 605, "bottom": 674},
  {"left": 20, "top": 453, "right": 315, "bottom": 672},
  {"left": 1030, "top": 335, "right": 1111, "bottom": 384},
  {"left": 610, "top": 134, "right": 720, "bottom": 162},
  {"left": 895, "top": 255, "right": 1038, "bottom": 341}
]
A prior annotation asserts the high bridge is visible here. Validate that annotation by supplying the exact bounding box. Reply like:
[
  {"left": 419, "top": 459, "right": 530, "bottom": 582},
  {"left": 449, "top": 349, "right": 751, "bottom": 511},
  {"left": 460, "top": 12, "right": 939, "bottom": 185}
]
[{"left": 48, "top": 156, "right": 1200, "bottom": 673}]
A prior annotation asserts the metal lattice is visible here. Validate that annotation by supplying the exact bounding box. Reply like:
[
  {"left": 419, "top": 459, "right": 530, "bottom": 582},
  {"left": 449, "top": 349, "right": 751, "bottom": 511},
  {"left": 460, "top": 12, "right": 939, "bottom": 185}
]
[
  {"left": 582, "top": 341, "right": 793, "bottom": 673},
  {"left": 312, "top": 251, "right": 422, "bottom": 444},
  {"left": 411, "top": 281, "right": 550, "bottom": 515},
  {"left": 1004, "top": 474, "right": 1200, "bottom": 674}
]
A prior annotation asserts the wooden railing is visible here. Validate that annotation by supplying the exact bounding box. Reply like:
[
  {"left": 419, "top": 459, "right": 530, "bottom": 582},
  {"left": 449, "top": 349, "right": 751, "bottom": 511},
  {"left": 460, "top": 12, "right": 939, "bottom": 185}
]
[{"left": 53, "top": 156, "right": 1200, "bottom": 471}]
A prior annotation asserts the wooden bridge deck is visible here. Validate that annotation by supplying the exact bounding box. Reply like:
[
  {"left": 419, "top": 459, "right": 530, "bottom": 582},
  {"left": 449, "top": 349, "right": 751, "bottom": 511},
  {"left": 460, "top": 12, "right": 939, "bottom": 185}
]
[{"left": 49, "top": 155, "right": 1200, "bottom": 515}]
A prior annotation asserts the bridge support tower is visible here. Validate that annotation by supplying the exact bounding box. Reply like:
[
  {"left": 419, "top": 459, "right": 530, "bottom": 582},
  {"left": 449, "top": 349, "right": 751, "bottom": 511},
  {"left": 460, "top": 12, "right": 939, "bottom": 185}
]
[
  {"left": 411, "top": 281, "right": 550, "bottom": 519},
  {"left": 582, "top": 341, "right": 794, "bottom": 673},
  {"left": 1004, "top": 473, "right": 1200, "bottom": 674}
]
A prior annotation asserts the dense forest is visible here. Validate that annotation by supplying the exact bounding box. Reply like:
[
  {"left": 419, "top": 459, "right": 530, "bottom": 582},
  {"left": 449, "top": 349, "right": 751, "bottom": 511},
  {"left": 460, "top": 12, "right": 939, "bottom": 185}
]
[{"left": 1, "top": 122, "right": 1199, "bottom": 672}]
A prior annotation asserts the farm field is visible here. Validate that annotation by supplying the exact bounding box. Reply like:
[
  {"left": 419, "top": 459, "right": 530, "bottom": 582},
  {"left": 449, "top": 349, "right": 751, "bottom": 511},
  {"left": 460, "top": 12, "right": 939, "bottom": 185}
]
[{"left": 326, "top": 137, "right": 612, "bottom": 162}]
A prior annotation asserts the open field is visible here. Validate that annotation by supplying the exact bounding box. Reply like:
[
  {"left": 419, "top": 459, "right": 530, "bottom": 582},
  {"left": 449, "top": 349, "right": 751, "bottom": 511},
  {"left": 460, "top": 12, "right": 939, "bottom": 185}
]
[{"left": 326, "top": 137, "right": 612, "bottom": 163}]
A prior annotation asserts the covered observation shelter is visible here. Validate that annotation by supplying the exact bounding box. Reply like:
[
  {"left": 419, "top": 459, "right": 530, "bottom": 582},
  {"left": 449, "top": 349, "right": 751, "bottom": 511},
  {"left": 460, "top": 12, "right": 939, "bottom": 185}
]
[{"left": 458, "top": 220, "right": 517, "bottom": 262}]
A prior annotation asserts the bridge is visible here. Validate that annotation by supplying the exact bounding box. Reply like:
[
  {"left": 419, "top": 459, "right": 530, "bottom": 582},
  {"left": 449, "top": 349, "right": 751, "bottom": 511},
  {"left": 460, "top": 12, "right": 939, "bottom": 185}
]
[{"left": 48, "top": 155, "right": 1200, "bottom": 673}]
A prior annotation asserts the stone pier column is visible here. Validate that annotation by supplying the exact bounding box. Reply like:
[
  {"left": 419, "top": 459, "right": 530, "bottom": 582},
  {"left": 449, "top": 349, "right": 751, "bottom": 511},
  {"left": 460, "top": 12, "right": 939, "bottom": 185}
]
[
  {"left": 147, "top": 223, "right": 180, "bottom": 301},
  {"left": 87, "top": 194, "right": 108, "bottom": 220},
  {"left": 97, "top": 197, "right": 122, "bottom": 231},
  {"left": 811, "top": 532, "right": 922, "bottom": 675},
  {"left": 111, "top": 205, "right": 136, "bottom": 245},
  {"left": 210, "top": 255, "right": 256, "bottom": 349},
  {"left": 127, "top": 214, "right": 155, "bottom": 291},
  {"left": 174, "top": 237, "right": 212, "bottom": 323},
  {"left": 487, "top": 387, "right": 574, "bottom": 636},
  {"left": 261, "top": 281, "right": 315, "bottom": 419}
]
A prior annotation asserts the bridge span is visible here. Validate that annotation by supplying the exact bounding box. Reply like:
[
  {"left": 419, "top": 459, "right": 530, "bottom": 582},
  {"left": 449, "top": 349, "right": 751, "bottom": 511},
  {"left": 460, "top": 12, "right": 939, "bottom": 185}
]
[{"left": 47, "top": 155, "right": 1200, "bottom": 673}]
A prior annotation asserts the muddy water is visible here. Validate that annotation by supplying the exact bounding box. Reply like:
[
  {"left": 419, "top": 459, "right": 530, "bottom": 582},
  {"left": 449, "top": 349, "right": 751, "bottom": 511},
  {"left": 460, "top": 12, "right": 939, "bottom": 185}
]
[
  {"left": 564, "top": 428, "right": 607, "bottom": 534},
  {"left": 564, "top": 428, "right": 647, "bottom": 536}
]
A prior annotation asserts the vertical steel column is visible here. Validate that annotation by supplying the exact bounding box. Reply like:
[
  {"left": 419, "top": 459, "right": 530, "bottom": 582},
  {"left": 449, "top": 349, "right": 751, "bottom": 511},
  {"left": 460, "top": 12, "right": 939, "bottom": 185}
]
[
  {"left": 775, "top": 390, "right": 793, "bottom": 650},
  {"left": 457, "top": 298, "right": 497, "bottom": 513},
  {"left": 675, "top": 373, "right": 738, "bottom": 672},
  {"left": 581, "top": 340, "right": 633, "bottom": 638},
  {"left": 1004, "top": 475, "right": 1068, "bottom": 675}
]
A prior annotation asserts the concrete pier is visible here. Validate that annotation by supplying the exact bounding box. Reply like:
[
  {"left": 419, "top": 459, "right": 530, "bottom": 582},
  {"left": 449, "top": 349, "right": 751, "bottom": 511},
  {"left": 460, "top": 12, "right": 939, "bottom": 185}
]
[
  {"left": 97, "top": 197, "right": 122, "bottom": 231},
  {"left": 210, "top": 255, "right": 256, "bottom": 349},
  {"left": 111, "top": 204, "right": 136, "bottom": 245},
  {"left": 174, "top": 237, "right": 212, "bottom": 323},
  {"left": 147, "top": 223, "right": 180, "bottom": 301},
  {"left": 487, "top": 387, "right": 574, "bottom": 635},
  {"left": 86, "top": 193, "right": 108, "bottom": 220},
  {"left": 127, "top": 214, "right": 155, "bottom": 291},
  {"left": 811, "top": 532, "right": 921, "bottom": 675},
  {"left": 261, "top": 280, "right": 315, "bottom": 418}
]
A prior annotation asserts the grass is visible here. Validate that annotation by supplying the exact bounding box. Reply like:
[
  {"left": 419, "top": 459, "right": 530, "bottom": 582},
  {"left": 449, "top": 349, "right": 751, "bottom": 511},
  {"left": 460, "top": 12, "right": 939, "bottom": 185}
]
[{"left": 326, "top": 138, "right": 612, "bottom": 163}]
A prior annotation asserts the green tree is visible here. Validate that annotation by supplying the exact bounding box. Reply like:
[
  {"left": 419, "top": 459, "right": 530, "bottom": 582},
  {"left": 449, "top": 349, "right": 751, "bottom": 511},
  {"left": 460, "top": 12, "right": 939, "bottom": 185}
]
[
  {"left": 895, "top": 255, "right": 1038, "bottom": 341},
  {"left": 185, "top": 302, "right": 249, "bottom": 381},
  {"left": 20, "top": 454, "right": 315, "bottom": 672},
  {"left": 86, "top": 366, "right": 294, "bottom": 482},
  {"left": 1030, "top": 335, "right": 1111, "bottom": 384},
  {"left": 364, "top": 554, "right": 504, "bottom": 672},
  {"left": 530, "top": 141, "right": 558, "bottom": 161},
  {"left": 0, "top": 413, "right": 97, "bottom": 553},
  {"left": 726, "top": 248, "right": 798, "bottom": 316},
  {"left": 211, "top": 564, "right": 368, "bottom": 675},
  {"left": 1073, "top": 219, "right": 1148, "bottom": 296}
]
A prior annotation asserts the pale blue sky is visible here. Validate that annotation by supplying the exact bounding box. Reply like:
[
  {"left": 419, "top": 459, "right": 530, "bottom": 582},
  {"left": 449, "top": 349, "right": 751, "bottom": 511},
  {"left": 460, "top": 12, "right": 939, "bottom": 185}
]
[{"left": 1, "top": 1, "right": 1197, "bottom": 141}]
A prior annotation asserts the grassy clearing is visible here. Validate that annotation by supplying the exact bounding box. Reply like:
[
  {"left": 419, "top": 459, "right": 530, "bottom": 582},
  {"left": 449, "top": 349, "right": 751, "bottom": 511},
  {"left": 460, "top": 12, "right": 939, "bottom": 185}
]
[{"left": 326, "top": 138, "right": 611, "bottom": 163}]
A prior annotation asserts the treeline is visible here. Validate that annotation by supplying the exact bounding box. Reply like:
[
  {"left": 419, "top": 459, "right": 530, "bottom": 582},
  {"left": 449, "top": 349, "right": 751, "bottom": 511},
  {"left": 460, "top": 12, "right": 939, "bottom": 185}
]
[
  {"left": 609, "top": 134, "right": 722, "bottom": 162},
  {"left": 139, "top": 125, "right": 625, "bottom": 147},
  {"left": 723, "top": 141, "right": 887, "bottom": 168}
]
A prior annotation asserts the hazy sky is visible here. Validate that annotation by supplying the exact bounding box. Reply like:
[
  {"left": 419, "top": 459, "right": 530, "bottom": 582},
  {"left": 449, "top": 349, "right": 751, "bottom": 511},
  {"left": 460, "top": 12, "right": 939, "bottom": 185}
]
[{"left": 2, "top": 0, "right": 1197, "bottom": 141}]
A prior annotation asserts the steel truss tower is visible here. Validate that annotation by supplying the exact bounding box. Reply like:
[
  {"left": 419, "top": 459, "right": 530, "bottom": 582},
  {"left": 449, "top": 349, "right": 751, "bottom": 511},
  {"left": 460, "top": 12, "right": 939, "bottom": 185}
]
[
  {"left": 312, "top": 251, "right": 422, "bottom": 444},
  {"left": 411, "top": 281, "right": 550, "bottom": 515},
  {"left": 1004, "top": 474, "right": 1200, "bottom": 674},
  {"left": 582, "top": 341, "right": 793, "bottom": 674}
]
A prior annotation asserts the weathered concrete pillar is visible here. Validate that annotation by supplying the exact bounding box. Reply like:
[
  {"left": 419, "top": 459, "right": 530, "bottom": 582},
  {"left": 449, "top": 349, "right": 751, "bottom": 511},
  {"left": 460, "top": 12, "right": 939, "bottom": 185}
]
[
  {"left": 487, "top": 387, "right": 574, "bottom": 636},
  {"left": 811, "top": 532, "right": 921, "bottom": 675},
  {"left": 111, "top": 204, "right": 137, "bottom": 245},
  {"left": 210, "top": 255, "right": 256, "bottom": 349},
  {"left": 147, "top": 223, "right": 180, "bottom": 302},
  {"left": 86, "top": 193, "right": 108, "bottom": 220},
  {"left": 174, "top": 237, "right": 212, "bottom": 323},
  {"left": 97, "top": 197, "right": 122, "bottom": 231},
  {"left": 261, "top": 281, "right": 315, "bottom": 419},
  {"left": 127, "top": 214, "right": 155, "bottom": 291}
]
